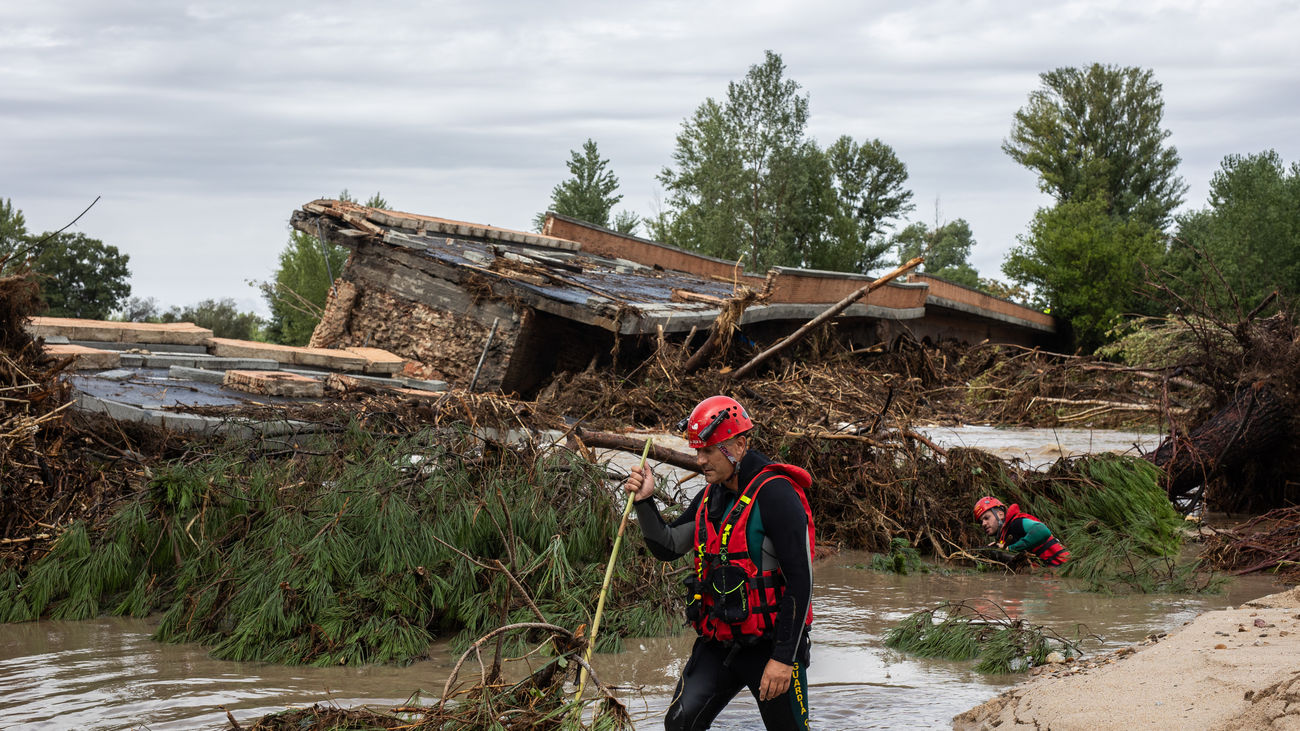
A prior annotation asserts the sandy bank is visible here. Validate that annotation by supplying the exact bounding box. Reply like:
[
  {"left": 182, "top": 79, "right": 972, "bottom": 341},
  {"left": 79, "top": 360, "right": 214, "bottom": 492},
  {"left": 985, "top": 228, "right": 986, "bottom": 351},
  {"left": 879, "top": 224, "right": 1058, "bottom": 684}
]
[{"left": 953, "top": 587, "right": 1300, "bottom": 730}]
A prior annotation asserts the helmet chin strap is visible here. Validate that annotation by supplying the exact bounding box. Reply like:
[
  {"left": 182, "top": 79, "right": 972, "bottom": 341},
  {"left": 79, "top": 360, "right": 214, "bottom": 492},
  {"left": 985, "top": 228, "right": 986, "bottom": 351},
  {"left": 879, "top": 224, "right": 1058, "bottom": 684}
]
[{"left": 717, "top": 442, "right": 740, "bottom": 468}]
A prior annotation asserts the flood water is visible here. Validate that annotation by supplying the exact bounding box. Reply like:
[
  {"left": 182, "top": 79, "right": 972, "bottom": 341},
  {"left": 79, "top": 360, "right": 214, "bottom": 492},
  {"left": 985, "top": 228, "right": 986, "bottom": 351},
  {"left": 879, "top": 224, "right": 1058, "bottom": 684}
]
[{"left": 0, "top": 427, "right": 1273, "bottom": 730}]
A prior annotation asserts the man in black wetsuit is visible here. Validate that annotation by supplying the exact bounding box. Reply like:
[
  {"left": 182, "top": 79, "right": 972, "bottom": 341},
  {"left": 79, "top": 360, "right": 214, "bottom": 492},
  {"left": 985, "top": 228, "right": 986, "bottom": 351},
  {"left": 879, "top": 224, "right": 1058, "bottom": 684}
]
[{"left": 624, "top": 395, "right": 814, "bottom": 731}]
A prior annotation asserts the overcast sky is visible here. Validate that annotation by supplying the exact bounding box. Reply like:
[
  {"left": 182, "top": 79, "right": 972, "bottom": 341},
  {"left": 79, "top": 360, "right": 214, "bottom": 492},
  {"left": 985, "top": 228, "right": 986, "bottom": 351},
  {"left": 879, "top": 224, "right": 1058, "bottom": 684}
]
[{"left": 3, "top": 1, "right": 1298, "bottom": 315}]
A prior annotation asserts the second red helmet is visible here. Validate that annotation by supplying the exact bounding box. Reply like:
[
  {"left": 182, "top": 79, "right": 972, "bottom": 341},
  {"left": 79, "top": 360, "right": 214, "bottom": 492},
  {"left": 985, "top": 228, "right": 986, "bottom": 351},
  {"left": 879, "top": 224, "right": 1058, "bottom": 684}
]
[
  {"left": 680, "top": 396, "right": 753, "bottom": 449},
  {"left": 973, "top": 496, "right": 1005, "bottom": 520}
]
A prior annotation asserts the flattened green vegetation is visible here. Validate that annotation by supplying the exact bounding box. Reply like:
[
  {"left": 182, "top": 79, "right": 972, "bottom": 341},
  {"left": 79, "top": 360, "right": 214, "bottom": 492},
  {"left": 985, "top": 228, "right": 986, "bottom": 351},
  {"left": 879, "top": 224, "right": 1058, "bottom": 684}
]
[{"left": 0, "top": 424, "right": 679, "bottom": 666}]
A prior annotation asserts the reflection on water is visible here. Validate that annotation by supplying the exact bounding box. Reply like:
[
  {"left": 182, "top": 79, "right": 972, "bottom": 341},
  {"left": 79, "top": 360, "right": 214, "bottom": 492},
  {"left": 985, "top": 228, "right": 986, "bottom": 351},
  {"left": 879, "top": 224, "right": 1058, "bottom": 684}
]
[{"left": 0, "top": 554, "right": 1279, "bottom": 730}]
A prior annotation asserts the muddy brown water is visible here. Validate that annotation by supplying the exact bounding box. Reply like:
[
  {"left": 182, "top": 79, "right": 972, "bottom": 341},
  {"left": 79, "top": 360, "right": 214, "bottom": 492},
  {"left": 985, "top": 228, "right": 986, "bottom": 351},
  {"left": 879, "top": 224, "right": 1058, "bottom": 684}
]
[
  {"left": 0, "top": 427, "right": 1275, "bottom": 730},
  {"left": 0, "top": 560, "right": 1280, "bottom": 730}
]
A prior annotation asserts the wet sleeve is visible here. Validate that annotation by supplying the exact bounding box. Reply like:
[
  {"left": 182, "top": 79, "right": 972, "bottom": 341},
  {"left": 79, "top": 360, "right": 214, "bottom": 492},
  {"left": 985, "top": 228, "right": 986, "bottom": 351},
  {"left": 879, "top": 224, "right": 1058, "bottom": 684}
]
[
  {"left": 1008, "top": 518, "right": 1051, "bottom": 552},
  {"left": 755, "top": 480, "right": 812, "bottom": 665},
  {"left": 632, "top": 492, "right": 701, "bottom": 561}
]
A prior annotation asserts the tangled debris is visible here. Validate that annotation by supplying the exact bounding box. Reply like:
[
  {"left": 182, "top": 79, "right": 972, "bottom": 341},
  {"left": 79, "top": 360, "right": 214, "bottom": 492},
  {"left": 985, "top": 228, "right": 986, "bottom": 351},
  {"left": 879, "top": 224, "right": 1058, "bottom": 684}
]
[
  {"left": 0, "top": 425, "right": 678, "bottom": 666},
  {"left": 1203, "top": 506, "right": 1300, "bottom": 583}
]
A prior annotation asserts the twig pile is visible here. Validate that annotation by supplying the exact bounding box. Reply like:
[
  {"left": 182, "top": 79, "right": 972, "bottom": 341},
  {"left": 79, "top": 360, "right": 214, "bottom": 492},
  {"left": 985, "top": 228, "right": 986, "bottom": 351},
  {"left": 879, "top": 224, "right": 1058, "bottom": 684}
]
[{"left": 1202, "top": 507, "right": 1300, "bottom": 583}]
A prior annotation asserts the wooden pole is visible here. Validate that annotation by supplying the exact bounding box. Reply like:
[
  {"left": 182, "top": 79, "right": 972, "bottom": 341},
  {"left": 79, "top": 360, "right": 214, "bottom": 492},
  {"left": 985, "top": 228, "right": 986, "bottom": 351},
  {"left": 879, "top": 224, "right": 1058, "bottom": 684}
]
[
  {"left": 573, "top": 437, "right": 653, "bottom": 715},
  {"left": 729, "top": 257, "right": 923, "bottom": 380}
]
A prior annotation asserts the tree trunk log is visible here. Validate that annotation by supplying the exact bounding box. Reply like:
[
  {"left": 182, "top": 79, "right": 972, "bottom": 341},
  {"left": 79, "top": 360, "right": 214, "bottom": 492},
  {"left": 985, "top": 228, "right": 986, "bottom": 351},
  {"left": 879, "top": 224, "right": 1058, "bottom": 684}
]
[
  {"left": 1148, "top": 380, "right": 1289, "bottom": 508},
  {"left": 569, "top": 427, "right": 699, "bottom": 472}
]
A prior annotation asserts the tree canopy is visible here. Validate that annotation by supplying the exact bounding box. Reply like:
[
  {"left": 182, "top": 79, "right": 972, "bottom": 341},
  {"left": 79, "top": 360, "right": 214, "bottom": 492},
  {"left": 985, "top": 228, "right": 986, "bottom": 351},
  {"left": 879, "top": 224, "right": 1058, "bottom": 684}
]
[
  {"left": 1167, "top": 150, "right": 1300, "bottom": 315},
  {"left": 1003, "top": 196, "right": 1163, "bottom": 351},
  {"left": 1003, "top": 63, "right": 1186, "bottom": 231},
  {"left": 0, "top": 198, "right": 27, "bottom": 263},
  {"left": 892, "top": 217, "right": 981, "bottom": 288},
  {"left": 31, "top": 232, "right": 133, "bottom": 319},
  {"left": 656, "top": 51, "right": 912, "bottom": 273},
  {"left": 534, "top": 139, "right": 637, "bottom": 234},
  {"left": 117, "top": 296, "right": 264, "bottom": 340}
]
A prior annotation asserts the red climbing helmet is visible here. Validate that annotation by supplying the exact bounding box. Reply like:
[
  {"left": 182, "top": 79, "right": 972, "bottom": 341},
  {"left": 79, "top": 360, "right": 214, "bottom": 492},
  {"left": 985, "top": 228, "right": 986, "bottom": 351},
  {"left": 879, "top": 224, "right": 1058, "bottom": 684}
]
[
  {"left": 973, "top": 496, "right": 1005, "bottom": 520},
  {"left": 679, "top": 396, "right": 753, "bottom": 449}
]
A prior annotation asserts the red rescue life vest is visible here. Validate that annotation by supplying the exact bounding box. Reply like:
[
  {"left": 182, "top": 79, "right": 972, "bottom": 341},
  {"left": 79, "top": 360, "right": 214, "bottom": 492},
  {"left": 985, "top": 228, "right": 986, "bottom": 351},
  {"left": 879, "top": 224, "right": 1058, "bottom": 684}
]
[
  {"left": 999, "top": 504, "right": 1070, "bottom": 566},
  {"left": 690, "top": 463, "right": 815, "bottom": 642}
]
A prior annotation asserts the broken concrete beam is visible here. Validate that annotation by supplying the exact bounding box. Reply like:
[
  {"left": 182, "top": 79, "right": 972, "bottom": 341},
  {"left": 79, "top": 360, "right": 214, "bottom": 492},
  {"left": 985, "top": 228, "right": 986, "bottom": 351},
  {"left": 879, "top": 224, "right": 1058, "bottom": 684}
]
[
  {"left": 30, "top": 317, "right": 213, "bottom": 345},
  {"left": 70, "top": 340, "right": 210, "bottom": 354},
  {"left": 45, "top": 343, "right": 121, "bottom": 370},
  {"left": 292, "top": 345, "right": 369, "bottom": 371},
  {"left": 223, "top": 370, "right": 324, "bottom": 398},
  {"left": 207, "top": 338, "right": 381, "bottom": 373},
  {"left": 344, "top": 346, "right": 406, "bottom": 375}
]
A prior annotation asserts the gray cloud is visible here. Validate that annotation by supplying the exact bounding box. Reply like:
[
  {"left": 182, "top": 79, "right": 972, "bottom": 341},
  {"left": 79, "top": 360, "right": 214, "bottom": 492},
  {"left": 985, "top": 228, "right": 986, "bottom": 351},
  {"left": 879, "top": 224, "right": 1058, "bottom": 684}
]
[{"left": 2, "top": 0, "right": 1297, "bottom": 313}]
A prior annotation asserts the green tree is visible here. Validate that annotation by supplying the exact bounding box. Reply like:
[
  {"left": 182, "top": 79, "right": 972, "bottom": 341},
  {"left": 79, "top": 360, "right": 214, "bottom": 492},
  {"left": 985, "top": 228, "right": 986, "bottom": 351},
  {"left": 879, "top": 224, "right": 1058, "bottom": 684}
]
[
  {"left": 0, "top": 198, "right": 28, "bottom": 264},
  {"left": 29, "top": 232, "right": 132, "bottom": 319},
  {"left": 161, "top": 298, "right": 264, "bottom": 340},
  {"left": 262, "top": 190, "right": 387, "bottom": 345},
  {"left": 1167, "top": 151, "right": 1300, "bottom": 313},
  {"left": 534, "top": 139, "right": 634, "bottom": 232},
  {"left": 891, "top": 217, "right": 980, "bottom": 288},
  {"left": 1003, "top": 197, "right": 1163, "bottom": 351},
  {"left": 657, "top": 51, "right": 911, "bottom": 273},
  {"left": 825, "top": 136, "right": 914, "bottom": 271},
  {"left": 1004, "top": 63, "right": 1186, "bottom": 230},
  {"left": 115, "top": 296, "right": 161, "bottom": 322}
]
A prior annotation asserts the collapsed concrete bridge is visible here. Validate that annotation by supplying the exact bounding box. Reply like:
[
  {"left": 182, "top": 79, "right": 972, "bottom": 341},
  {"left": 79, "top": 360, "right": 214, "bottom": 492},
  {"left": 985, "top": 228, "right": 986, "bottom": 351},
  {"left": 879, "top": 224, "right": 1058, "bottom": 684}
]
[{"left": 293, "top": 200, "right": 1058, "bottom": 396}]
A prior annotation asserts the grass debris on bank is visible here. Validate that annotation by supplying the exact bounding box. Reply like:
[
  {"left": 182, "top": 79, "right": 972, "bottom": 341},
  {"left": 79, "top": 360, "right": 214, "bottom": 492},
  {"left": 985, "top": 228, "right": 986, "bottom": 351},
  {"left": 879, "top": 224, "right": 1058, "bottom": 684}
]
[
  {"left": 885, "top": 600, "right": 1085, "bottom": 674},
  {"left": 0, "top": 423, "right": 679, "bottom": 666}
]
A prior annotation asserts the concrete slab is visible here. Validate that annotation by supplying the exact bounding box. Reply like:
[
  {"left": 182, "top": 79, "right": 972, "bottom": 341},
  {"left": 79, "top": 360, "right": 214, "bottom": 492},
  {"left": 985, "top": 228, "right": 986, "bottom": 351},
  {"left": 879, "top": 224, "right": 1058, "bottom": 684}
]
[
  {"left": 206, "top": 338, "right": 296, "bottom": 363},
  {"left": 74, "top": 391, "right": 317, "bottom": 437},
  {"left": 30, "top": 317, "right": 213, "bottom": 345},
  {"left": 96, "top": 369, "right": 136, "bottom": 381},
  {"left": 45, "top": 344, "right": 121, "bottom": 370},
  {"left": 291, "top": 345, "right": 369, "bottom": 371},
  {"left": 224, "top": 370, "right": 324, "bottom": 398},
  {"left": 43, "top": 335, "right": 70, "bottom": 345}
]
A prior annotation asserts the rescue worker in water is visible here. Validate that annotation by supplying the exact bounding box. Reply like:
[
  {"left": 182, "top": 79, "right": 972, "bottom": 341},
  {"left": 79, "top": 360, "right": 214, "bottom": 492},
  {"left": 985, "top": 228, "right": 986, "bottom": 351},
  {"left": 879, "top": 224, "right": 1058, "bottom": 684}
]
[
  {"left": 624, "top": 396, "right": 814, "bottom": 731},
  {"left": 973, "top": 496, "right": 1070, "bottom": 566}
]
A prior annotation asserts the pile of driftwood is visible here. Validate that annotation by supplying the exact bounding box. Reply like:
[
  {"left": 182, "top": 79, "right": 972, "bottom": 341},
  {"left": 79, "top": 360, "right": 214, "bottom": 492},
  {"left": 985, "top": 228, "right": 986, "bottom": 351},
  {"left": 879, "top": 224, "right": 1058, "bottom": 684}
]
[
  {"left": 0, "top": 270, "right": 139, "bottom": 567},
  {"left": 1203, "top": 506, "right": 1300, "bottom": 583}
]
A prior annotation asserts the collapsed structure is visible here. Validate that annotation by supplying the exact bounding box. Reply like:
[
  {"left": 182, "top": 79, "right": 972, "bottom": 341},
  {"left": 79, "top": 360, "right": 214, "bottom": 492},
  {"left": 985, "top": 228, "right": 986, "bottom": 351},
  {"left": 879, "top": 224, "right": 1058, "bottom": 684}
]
[{"left": 293, "top": 201, "right": 1058, "bottom": 395}]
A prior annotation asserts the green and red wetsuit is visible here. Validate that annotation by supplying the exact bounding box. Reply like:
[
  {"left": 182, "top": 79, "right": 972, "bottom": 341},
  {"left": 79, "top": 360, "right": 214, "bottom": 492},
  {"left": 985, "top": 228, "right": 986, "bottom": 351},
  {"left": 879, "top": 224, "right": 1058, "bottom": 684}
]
[{"left": 998, "top": 503, "right": 1070, "bottom": 566}]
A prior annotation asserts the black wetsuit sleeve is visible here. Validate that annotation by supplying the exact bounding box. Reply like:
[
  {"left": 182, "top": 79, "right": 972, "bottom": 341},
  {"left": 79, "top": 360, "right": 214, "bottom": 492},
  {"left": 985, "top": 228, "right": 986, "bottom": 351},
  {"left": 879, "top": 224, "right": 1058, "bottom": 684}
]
[
  {"left": 632, "top": 491, "right": 702, "bottom": 561},
  {"left": 755, "top": 479, "right": 812, "bottom": 666}
]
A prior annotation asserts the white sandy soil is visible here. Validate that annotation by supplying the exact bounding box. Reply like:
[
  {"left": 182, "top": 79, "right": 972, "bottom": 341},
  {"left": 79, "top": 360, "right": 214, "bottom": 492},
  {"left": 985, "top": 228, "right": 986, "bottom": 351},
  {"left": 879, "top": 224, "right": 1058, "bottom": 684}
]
[{"left": 953, "top": 587, "right": 1300, "bottom": 730}]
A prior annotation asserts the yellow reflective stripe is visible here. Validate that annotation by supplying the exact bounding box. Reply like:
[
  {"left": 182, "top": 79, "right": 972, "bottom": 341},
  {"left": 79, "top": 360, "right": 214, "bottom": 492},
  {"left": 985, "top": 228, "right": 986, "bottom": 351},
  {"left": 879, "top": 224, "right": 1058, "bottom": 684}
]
[{"left": 739, "top": 495, "right": 751, "bottom": 504}]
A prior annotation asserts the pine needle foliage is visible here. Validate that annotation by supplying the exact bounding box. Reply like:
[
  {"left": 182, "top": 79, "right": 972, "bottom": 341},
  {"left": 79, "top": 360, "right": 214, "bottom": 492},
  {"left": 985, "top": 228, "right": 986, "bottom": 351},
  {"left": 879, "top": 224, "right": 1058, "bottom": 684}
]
[
  {"left": 884, "top": 600, "right": 1082, "bottom": 674},
  {"left": 868, "top": 537, "right": 930, "bottom": 575},
  {"left": 0, "top": 424, "right": 680, "bottom": 666}
]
